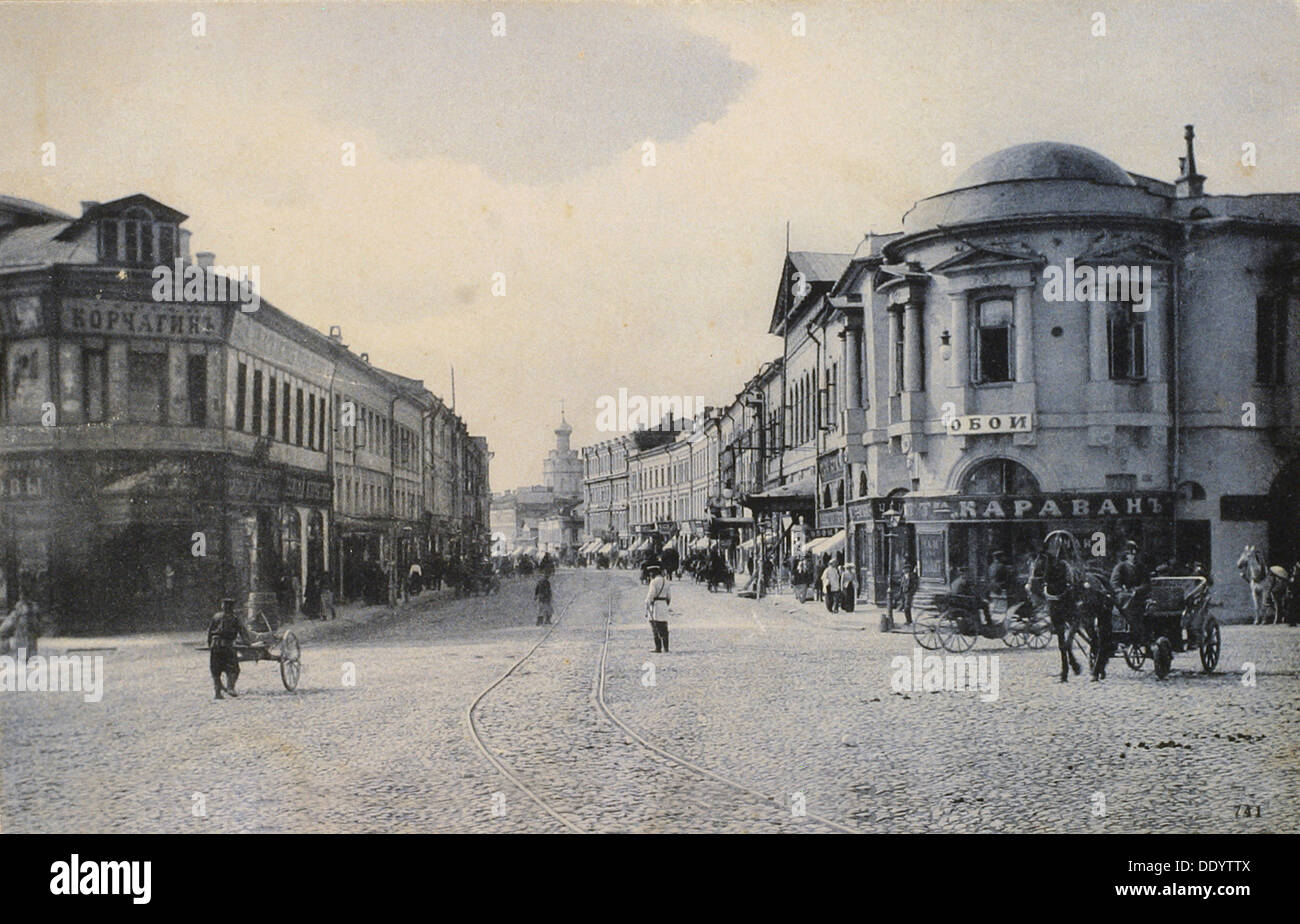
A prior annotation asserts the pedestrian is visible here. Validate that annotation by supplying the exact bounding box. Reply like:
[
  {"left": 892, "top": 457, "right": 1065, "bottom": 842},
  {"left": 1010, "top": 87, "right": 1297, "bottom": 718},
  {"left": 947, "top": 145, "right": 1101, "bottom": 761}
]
[
  {"left": 839, "top": 561, "right": 857, "bottom": 612},
  {"left": 902, "top": 562, "right": 920, "bottom": 625},
  {"left": 644, "top": 564, "right": 671, "bottom": 652},
  {"left": 660, "top": 546, "right": 680, "bottom": 581},
  {"left": 0, "top": 588, "right": 40, "bottom": 661},
  {"left": 534, "top": 573, "right": 553, "bottom": 625},
  {"left": 206, "top": 598, "right": 254, "bottom": 700},
  {"left": 814, "top": 555, "right": 826, "bottom": 602},
  {"left": 320, "top": 580, "right": 336, "bottom": 620},
  {"left": 822, "top": 554, "right": 842, "bottom": 613},
  {"left": 407, "top": 561, "right": 423, "bottom": 597}
]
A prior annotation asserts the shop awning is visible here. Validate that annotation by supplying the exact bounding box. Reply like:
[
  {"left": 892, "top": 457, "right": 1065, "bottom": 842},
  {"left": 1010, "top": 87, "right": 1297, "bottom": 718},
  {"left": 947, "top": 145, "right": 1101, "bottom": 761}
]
[
  {"left": 805, "top": 529, "right": 846, "bottom": 558},
  {"left": 743, "top": 480, "right": 816, "bottom": 512},
  {"left": 692, "top": 537, "right": 712, "bottom": 550},
  {"left": 598, "top": 542, "right": 615, "bottom": 555}
]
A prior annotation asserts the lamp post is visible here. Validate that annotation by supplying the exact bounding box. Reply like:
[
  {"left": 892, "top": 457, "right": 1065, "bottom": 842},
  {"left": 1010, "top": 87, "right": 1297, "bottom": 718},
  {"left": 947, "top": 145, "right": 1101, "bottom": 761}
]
[{"left": 882, "top": 506, "right": 903, "bottom": 632}]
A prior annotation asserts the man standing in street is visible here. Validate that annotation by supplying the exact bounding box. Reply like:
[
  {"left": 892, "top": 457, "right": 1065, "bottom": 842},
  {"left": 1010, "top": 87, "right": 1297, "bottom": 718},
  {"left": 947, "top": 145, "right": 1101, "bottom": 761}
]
[
  {"left": 644, "top": 563, "right": 671, "bottom": 652},
  {"left": 822, "top": 553, "right": 842, "bottom": 613},
  {"left": 207, "top": 598, "right": 254, "bottom": 700},
  {"left": 660, "top": 546, "right": 679, "bottom": 581},
  {"left": 534, "top": 572, "right": 553, "bottom": 626}
]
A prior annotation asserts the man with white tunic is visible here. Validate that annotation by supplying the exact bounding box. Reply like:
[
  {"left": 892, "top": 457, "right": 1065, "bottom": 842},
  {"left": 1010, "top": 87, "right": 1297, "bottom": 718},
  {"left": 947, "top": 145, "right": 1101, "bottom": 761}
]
[{"left": 644, "top": 564, "right": 671, "bottom": 653}]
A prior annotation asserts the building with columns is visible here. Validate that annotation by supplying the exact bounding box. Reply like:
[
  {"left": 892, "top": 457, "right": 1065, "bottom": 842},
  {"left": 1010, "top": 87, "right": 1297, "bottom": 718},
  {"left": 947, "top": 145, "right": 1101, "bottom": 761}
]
[{"left": 833, "top": 131, "right": 1298, "bottom": 612}]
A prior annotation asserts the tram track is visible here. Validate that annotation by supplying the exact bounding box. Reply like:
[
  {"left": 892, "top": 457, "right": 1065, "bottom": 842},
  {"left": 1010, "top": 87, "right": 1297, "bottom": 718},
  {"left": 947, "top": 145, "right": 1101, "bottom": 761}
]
[
  {"left": 466, "top": 570, "right": 862, "bottom": 832},
  {"left": 592, "top": 578, "right": 861, "bottom": 834}
]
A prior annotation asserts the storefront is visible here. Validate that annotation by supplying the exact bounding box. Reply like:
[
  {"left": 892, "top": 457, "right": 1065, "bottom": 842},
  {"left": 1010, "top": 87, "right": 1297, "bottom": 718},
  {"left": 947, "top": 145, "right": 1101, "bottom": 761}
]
[{"left": 857, "top": 490, "right": 1176, "bottom": 602}]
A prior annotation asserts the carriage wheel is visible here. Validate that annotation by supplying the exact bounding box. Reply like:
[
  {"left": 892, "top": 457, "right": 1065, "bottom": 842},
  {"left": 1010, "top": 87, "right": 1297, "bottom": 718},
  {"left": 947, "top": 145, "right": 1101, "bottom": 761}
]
[
  {"left": 1199, "top": 618, "right": 1221, "bottom": 673},
  {"left": 912, "top": 614, "right": 943, "bottom": 651},
  {"left": 279, "top": 630, "right": 301, "bottom": 691},
  {"left": 1123, "top": 643, "right": 1147, "bottom": 671},
  {"left": 1025, "top": 617, "right": 1053, "bottom": 649},
  {"left": 937, "top": 612, "right": 977, "bottom": 652},
  {"left": 1153, "top": 636, "right": 1173, "bottom": 680}
]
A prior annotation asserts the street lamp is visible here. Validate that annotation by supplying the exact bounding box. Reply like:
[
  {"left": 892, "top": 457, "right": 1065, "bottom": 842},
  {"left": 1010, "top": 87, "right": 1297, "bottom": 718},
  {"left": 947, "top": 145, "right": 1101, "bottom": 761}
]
[{"left": 882, "top": 506, "right": 904, "bottom": 633}]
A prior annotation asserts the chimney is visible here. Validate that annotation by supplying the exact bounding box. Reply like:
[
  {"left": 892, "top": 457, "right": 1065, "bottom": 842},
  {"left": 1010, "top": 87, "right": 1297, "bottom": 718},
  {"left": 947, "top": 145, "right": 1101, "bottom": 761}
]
[
  {"left": 329, "top": 325, "right": 343, "bottom": 341},
  {"left": 360, "top": 352, "right": 369, "bottom": 363},
  {"left": 1176, "top": 124, "right": 1206, "bottom": 198},
  {"left": 196, "top": 251, "right": 215, "bottom": 269},
  {"left": 80, "top": 201, "right": 100, "bottom": 215}
]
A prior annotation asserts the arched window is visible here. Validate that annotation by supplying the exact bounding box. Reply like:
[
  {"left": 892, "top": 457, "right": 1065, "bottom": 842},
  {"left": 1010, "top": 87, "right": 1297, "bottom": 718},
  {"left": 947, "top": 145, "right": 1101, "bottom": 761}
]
[{"left": 960, "top": 458, "right": 1039, "bottom": 495}]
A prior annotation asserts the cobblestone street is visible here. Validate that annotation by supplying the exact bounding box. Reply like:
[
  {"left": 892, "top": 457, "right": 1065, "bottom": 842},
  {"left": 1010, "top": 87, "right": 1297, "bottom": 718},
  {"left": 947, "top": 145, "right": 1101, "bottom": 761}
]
[{"left": 2, "top": 569, "right": 1296, "bottom": 833}]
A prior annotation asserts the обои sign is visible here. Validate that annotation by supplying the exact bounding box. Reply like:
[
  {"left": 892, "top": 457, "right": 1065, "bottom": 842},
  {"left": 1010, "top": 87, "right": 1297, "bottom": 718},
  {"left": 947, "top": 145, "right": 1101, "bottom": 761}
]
[{"left": 947, "top": 413, "right": 1032, "bottom": 435}]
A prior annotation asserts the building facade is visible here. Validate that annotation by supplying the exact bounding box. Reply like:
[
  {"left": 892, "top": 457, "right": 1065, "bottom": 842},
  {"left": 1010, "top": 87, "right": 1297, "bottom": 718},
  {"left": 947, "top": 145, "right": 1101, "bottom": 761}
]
[{"left": 0, "top": 193, "right": 490, "bottom": 629}]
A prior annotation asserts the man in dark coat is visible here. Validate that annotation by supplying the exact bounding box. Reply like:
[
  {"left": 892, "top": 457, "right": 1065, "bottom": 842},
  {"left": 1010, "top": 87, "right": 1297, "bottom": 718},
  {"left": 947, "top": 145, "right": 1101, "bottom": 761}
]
[
  {"left": 660, "top": 546, "right": 680, "bottom": 581},
  {"left": 207, "top": 598, "right": 254, "bottom": 700}
]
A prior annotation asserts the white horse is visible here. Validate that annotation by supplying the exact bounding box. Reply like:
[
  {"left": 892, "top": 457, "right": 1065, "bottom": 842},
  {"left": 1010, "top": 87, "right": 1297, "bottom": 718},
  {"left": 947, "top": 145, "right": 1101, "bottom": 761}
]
[{"left": 1236, "top": 545, "right": 1288, "bottom": 625}]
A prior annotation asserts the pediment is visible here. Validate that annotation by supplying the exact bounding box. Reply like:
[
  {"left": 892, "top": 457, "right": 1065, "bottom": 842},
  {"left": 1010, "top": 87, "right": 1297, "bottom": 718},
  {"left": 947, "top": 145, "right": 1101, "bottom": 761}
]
[
  {"left": 1076, "top": 233, "right": 1173, "bottom": 265},
  {"left": 928, "top": 241, "right": 1046, "bottom": 277}
]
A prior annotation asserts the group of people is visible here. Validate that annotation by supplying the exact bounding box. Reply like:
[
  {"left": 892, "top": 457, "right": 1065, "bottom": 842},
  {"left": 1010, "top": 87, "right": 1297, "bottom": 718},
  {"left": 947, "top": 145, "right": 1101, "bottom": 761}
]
[
  {"left": 0, "top": 588, "right": 40, "bottom": 660},
  {"left": 792, "top": 552, "right": 859, "bottom": 613}
]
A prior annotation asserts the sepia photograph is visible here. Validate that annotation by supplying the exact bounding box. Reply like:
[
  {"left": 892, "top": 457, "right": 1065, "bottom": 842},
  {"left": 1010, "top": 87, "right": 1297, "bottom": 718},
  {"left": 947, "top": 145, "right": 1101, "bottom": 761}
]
[{"left": 0, "top": 0, "right": 1296, "bottom": 895}]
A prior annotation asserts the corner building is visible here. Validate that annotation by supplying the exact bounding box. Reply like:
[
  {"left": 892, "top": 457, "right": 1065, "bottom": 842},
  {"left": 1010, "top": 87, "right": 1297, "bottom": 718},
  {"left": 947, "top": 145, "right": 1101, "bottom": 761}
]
[{"left": 840, "top": 134, "right": 1298, "bottom": 612}]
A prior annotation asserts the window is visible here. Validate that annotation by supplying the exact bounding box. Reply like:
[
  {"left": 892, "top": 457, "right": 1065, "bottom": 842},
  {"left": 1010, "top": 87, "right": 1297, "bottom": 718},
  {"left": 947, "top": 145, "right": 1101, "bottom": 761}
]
[
  {"left": 235, "top": 362, "right": 248, "bottom": 430},
  {"left": 267, "top": 376, "right": 277, "bottom": 439},
  {"left": 307, "top": 392, "right": 316, "bottom": 450},
  {"left": 1108, "top": 302, "right": 1146, "bottom": 380},
  {"left": 127, "top": 351, "right": 167, "bottom": 423},
  {"left": 83, "top": 349, "right": 107, "bottom": 423},
  {"left": 251, "top": 369, "right": 263, "bottom": 433},
  {"left": 960, "top": 458, "right": 1039, "bottom": 495},
  {"left": 121, "top": 208, "right": 155, "bottom": 265},
  {"left": 158, "top": 224, "right": 176, "bottom": 263},
  {"left": 187, "top": 354, "right": 207, "bottom": 426},
  {"left": 282, "top": 381, "right": 291, "bottom": 440},
  {"left": 974, "top": 298, "right": 1014, "bottom": 383},
  {"left": 295, "top": 388, "right": 304, "bottom": 445},
  {"left": 98, "top": 221, "right": 119, "bottom": 262},
  {"left": 1257, "top": 293, "right": 1288, "bottom": 384}
]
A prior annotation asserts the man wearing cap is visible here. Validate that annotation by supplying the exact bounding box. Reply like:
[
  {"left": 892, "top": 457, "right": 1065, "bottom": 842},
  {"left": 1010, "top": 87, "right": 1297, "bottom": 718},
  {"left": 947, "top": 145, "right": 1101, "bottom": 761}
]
[
  {"left": 207, "top": 598, "right": 254, "bottom": 700},
  {"left": 644, "top": 564, "right": 671, "bottom": 653}
]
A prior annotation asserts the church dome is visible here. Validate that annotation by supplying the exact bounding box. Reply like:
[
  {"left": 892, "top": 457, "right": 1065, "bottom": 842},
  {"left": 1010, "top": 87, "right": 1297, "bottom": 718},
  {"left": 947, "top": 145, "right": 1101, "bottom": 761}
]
[{"left": 953, "top": 142, "right": 1136, "bottom": 189}]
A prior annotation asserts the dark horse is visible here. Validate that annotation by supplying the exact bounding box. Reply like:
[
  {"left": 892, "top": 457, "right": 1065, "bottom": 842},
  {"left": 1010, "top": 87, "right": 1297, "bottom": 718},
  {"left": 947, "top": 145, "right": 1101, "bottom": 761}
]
[{"left": 1028, "top": 531, "right": 1097, "bottom": 682}]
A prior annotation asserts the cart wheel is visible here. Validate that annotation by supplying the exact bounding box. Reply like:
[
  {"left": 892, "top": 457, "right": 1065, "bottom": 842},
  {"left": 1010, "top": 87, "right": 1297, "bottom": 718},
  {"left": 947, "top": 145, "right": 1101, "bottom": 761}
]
[
  {"left": 279, "top": 630, "right": 301, "bottom": 691},
  {"left": 1123, "top": 643, "right": 1147, "bottom": 671},
  {"left": 937, "top": 611, "right": 977, "bottom": 652},
  {"left": 1153, "top": 636, "right": 1173, "bottom": 679},
  {"left": 1025, "top": 618, "right": 1052, "bottom": 649},
  {"left": 1199, "top": 618, "right": 1221, "bottom": 673},
  {"left": 912, "top": 614, "right": 943, "bottom": 650}
]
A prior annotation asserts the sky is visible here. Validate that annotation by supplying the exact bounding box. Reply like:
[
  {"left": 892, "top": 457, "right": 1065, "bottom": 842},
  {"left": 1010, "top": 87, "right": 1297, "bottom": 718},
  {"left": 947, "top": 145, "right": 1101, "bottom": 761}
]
[{"left": 2, "top": 0, "right": 1298, "bottom": 489}]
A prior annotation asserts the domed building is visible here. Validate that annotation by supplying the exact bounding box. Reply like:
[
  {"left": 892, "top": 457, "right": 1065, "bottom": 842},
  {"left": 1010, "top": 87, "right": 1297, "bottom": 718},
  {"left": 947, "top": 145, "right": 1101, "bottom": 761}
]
[{"left": 824, "top": 128, "right": 1299, "bottom": 614}]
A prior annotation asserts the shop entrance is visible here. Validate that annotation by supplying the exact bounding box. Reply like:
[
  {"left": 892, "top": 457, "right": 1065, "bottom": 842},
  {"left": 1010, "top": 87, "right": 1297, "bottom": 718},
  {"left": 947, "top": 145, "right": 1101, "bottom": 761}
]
[{"left": 1268, "top": 460, "right": 1299, "bottom": 567}]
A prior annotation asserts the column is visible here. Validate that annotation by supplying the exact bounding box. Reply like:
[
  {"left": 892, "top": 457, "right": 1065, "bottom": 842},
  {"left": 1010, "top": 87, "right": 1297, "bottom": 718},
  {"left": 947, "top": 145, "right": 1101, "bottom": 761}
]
[
  {"left": 903, "top": 302, "right": 923, "bottom": 392},
  {"left": 888, "top": 309, "right": 902, "bottom": 395},
  {"left": 297, "top": 505, "right": 310, "bottom": 614},
  {"left": 1014, "top": 286, "right": 1034, "bottom": 383},
  {"left": 1144, "top": 283, "right": 1165, "bottom": 384},
  {"left": 948, "top": 291, "right": 969, "bottom": 387},
  {"left": 1088, "top": 300, "right": 1109, "bottom": 381},
  {"left": 844, "top": 324, "right": 863, "bottom": 410}
]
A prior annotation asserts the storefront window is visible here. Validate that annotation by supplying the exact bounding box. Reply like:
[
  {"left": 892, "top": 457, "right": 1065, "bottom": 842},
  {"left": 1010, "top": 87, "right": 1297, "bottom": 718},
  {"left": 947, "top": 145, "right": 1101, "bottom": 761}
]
[{"left": 82, "top": 349, "right": 107, "bottom": 422}]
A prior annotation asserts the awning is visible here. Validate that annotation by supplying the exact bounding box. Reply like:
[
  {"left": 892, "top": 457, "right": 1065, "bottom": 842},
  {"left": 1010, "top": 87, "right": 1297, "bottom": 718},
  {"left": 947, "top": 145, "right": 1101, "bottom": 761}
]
[
  {"left": 598, "top": 542, "right": 615, "bottom": 555},
  {"left": 805, "top": 529, "right": 846, "bottom": 558},
  {"left": 693, "top": 537, "right": 712, "bottom": 550},
  {"left": 743, "top": 479, "right": 816, "bottom": 512},
  {"left": 580, "top": 539, "right": 600, "bottom": 554},
  {"left": 633, "top": 538, "right": 653, "bottom": 553}
]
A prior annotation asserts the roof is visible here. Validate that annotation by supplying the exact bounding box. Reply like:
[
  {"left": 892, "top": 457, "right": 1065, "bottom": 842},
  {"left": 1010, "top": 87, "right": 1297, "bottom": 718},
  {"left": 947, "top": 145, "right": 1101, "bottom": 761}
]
[
  {"left": 0, "top": 221, "right": 95, "bottom": 269},
  {"left": 0, "top": 195, "right": 74, "bottom": 223},
  {"left": 769, "top": 251, "right": 853, "bottom": 334},
  {"left": 953, "top": 142, "right": 1136, "bottom": 190}
]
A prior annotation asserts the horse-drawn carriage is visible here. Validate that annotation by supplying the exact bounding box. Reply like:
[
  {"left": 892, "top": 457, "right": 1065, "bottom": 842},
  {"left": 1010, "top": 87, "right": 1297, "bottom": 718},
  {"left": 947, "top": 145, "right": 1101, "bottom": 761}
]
[
  {"left": 1096, "top": 574, "right": 1220, "bottom": 679},
  {"left": 912, "top": 585, "right": 1054, "bottom": 652}
]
